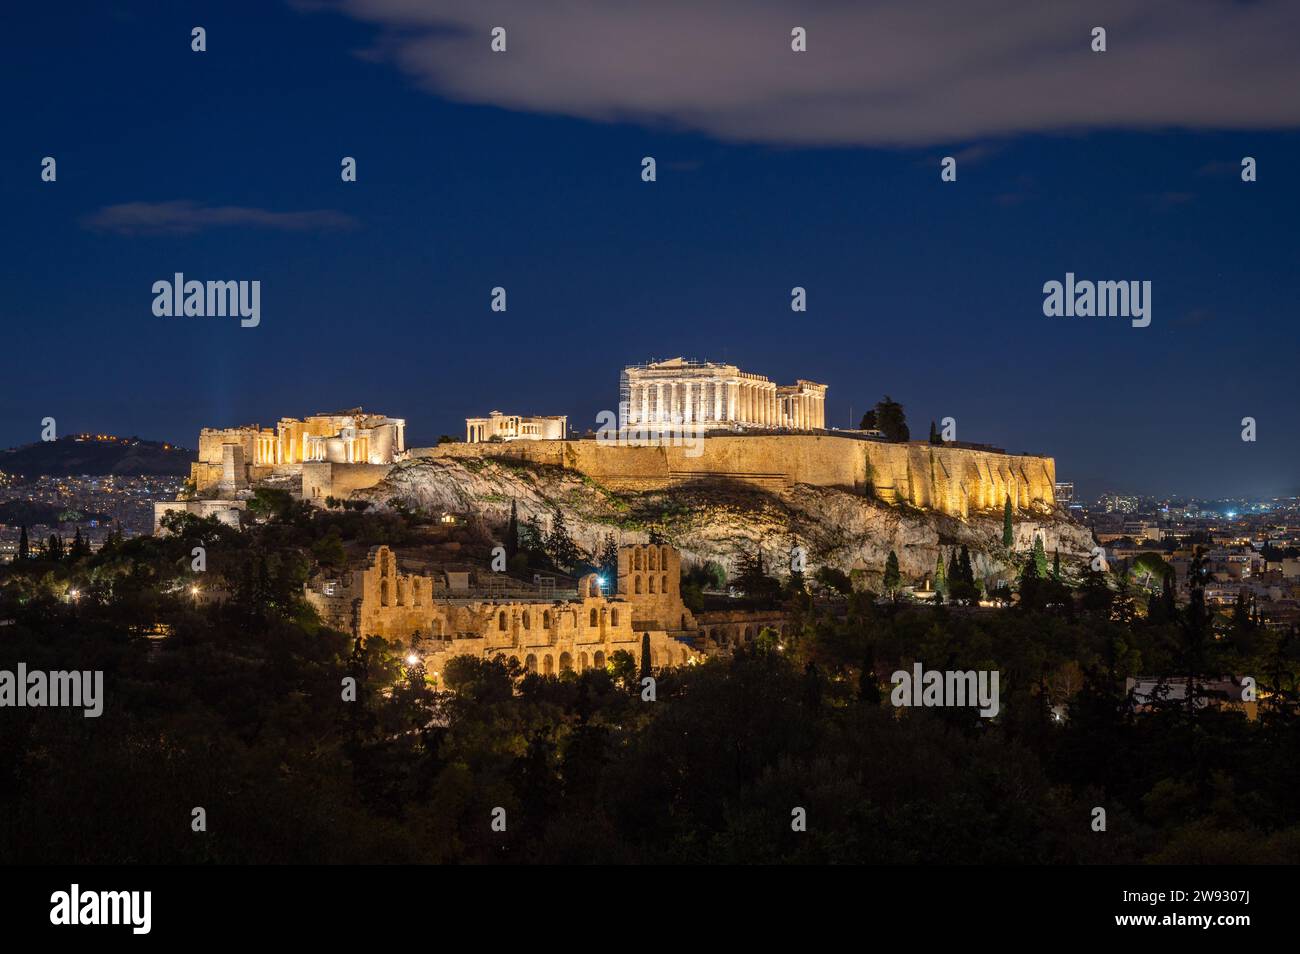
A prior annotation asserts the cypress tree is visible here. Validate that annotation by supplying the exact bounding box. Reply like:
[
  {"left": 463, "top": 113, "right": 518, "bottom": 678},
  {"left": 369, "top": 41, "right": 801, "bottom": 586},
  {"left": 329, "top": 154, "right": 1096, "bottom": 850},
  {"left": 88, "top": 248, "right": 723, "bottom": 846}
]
[
  {"left": 1002, "top": 495, "right": 1014, "bottom": 548},
  {"left": 934, "top": 551, "right": 947, "bottom": 595},
  {"left": 1033, "top": 535, "right": 1049, "bottom": 578},
  {"left": 959, "top": 545, "right": 975, "bottom": 586},
  {"left": 947, "top": 550, "right": 962, "bottom": 588},
  {"left": 883, "top": 550, "right": 901, "bottom": 595},
  {"left": 1052, "top": 547, "right": 1061, "bottom": 581},
  {"left": 639, "top": 632, "right": 652, "bottom": 679},
  {"left": 505, "top": 500, "right": 519, "bottom": 560},
  {"left": 18, "top": 526, "right": 28, "bottom": 561}
]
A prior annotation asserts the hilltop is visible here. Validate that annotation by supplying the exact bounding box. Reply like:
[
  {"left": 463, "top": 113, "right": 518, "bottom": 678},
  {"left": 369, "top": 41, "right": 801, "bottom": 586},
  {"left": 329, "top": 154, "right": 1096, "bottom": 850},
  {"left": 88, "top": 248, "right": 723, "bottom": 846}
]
[
  {"left": 358, "top": 454, "right": 1095, "bottom": 588},
  {"left": 0, "top": 435, "right": 193, "bottom": 478}
]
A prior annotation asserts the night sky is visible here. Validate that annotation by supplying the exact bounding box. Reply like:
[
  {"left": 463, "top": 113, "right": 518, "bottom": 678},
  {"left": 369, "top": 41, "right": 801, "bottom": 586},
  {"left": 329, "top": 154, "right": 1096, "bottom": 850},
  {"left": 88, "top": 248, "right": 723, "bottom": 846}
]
[{"left": 4, "top": 1, "right": 1298, "bottom": 500}]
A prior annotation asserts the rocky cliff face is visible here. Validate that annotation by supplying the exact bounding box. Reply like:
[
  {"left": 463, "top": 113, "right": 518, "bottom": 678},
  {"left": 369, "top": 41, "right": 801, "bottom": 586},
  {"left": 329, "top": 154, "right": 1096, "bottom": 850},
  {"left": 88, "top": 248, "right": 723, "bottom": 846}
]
[{"left": 360, "top": 456, "right": 1095, "bottom": 587}]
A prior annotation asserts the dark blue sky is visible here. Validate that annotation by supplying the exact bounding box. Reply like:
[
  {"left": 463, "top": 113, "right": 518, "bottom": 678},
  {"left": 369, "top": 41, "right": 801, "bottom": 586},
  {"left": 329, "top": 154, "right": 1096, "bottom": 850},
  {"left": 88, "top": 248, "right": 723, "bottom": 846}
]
[{"left": 3, "top": 1, "right": 1298, "bottom": 500}]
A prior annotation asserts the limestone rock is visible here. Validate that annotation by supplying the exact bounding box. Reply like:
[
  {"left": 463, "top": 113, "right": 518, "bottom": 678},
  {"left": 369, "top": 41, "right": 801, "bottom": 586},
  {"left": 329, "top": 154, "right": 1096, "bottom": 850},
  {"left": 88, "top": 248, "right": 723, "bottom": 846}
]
[{"left": 359, "top": 457, "right": 1094, "bottom": 586}]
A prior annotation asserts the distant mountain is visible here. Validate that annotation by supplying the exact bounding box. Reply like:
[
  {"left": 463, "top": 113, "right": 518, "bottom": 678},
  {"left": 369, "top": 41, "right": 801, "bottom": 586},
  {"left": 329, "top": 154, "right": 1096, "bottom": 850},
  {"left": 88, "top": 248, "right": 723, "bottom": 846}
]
[{"left": 0, "top": 436, "right": 194, "bottom": 477}]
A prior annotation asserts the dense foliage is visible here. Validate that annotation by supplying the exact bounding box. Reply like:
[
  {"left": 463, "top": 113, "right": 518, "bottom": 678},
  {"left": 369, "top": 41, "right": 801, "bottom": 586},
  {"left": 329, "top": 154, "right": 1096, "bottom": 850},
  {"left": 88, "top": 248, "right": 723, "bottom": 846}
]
[{"left": 1, "top": 505, "right": 1298, "bottom": 863}]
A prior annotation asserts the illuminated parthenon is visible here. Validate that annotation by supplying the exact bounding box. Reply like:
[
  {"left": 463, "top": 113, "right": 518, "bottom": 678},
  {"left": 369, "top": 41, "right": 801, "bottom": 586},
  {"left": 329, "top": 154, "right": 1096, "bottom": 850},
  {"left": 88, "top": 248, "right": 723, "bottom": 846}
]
[{"left": 621, "top": 358, "right": 827, "bottom": 431}]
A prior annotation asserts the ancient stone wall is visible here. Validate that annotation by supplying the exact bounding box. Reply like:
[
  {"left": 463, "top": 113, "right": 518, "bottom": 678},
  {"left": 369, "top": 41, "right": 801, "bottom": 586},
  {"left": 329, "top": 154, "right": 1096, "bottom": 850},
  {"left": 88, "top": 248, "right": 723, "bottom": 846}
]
[
  {"left": 303, "top": 544, "right": 787, "bottom": 683},
  {"left": 414, "top": 434, "right": 1057, "bottom": 517},
  {"left": 302, "top": 462, "right": 393, "bottom": 503}
]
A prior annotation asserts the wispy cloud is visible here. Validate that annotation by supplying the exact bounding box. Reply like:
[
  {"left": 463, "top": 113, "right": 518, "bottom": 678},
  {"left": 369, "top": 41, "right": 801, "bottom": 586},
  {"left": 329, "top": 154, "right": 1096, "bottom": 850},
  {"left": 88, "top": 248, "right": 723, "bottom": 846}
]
[
  {"left": 82, "top": 201, "right": 358, "bottom": 236},
  {"left": 308, "top": 0, "right": 1300, "bottom": 147}
]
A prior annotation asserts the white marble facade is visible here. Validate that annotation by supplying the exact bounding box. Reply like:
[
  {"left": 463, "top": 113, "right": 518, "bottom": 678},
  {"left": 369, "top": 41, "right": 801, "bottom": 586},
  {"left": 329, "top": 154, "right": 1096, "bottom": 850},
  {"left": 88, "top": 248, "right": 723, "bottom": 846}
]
[{"left": 622, "top": 358, "right": 826, "bottom": 430}]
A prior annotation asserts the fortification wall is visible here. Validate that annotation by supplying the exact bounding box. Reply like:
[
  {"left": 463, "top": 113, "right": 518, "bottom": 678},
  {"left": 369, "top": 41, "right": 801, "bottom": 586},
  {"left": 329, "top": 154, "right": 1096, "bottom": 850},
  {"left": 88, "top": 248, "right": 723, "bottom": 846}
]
[
  {"left": 302, "top": 462, "right": 393, "bottom": 503},
  {"left": 413, "top": 435, "right": 1056, "bottom": 517}
]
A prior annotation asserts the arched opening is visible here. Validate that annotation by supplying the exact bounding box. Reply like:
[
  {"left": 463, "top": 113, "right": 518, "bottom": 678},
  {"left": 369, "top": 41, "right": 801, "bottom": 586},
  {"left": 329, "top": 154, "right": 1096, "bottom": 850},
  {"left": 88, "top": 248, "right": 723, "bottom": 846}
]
[
  {"left": 543, "top": 609, "right": 551, "bottom": 629},
  {"left": 648, "top": 549, "right": 657, "bottom": 570},
  {"left": 662, "top": 574, "right": 668, "bottom": 593},
  {"left": 559, "top": 652, "right": 573, "bottom": 673},
  {"left": 611, "top": 609, "right": 619, "bottom": 627},
  {"left": 543, "top": 654, "right": 555, "bottom": 675},
  {"left": 380, "top": 580, "right": 389, "bottom": 607},
  {"left": 525, "top": 653, "right": 537, "bottom": 672},
  {"left": 498, "top": 611, "right": 507, "bottom": 631},
  {"left": 594, "top": 651, "right": 606, "bottom": 669},
  {"left": 635, "top": 576, "right": 642, "bottom": 594},
  {"left": 589, "top": 608, "right": 598, "bottom": 627},
  {"left": 522, "top": 611, "right": 530, "bottom": 630},
  {"left": 648, "top": 576, "right": 656, "bottom": 594}
]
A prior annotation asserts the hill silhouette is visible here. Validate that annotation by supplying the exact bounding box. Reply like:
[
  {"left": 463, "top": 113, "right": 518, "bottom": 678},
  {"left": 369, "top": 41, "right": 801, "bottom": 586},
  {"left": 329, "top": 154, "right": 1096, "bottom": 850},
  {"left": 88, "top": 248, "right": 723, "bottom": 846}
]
[{"left": 0, "top": 436, "right": 193, "bottom": 477}]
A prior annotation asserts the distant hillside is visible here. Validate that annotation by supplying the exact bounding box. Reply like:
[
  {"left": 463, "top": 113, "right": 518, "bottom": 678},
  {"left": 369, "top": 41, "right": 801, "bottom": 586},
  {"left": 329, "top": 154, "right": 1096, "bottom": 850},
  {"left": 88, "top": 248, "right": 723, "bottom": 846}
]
[
  {"left": 0, "top": 436, "right": 194, "bottom": 477},
  {"left": 0, "top": 501, "right": 112, "bottom": 526}
]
